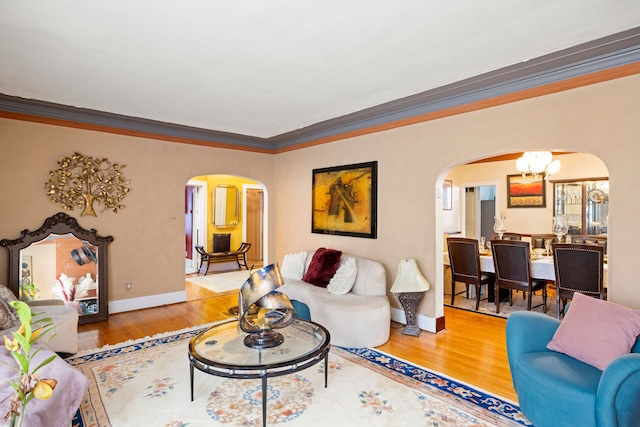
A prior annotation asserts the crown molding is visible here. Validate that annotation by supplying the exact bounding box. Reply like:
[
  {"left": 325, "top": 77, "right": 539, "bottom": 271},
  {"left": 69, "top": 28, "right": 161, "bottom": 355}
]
[{"left": 1, "top": 27, "right": 639, "bottom": 153}]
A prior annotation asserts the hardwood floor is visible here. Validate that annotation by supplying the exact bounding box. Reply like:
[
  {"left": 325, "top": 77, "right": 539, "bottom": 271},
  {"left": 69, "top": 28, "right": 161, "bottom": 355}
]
[{"left": 77, "top": 281, "right": 517, "bottom": 402}]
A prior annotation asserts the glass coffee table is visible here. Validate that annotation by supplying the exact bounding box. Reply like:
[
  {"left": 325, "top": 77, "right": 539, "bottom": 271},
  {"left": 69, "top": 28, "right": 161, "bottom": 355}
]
[{"left": 188, "top": 318, "right": 331, "bottom": 427}]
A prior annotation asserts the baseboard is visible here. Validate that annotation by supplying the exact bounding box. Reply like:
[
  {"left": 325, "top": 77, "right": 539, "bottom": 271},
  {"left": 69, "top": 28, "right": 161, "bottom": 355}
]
[
  {"left": 391, "top": 306, "right": 441, "bottom": 333},
  {"left": 109, "top": 291, "right": 186, "bottom": 314}
]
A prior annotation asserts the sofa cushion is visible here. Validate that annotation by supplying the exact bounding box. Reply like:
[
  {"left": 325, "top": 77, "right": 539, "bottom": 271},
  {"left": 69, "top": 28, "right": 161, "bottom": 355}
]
[
  {"left": 0, "top": 299, "right": 14, "bottom": 329},
  {"left": 0, "top": 284, "right": 18, "bottom": 321},
  {"left": 547, "top": 292, "right": 640, "bottom": 370},
  {"left": 281, "top": 251, "right": 308, "bottom": 281},
  {"left": 302, "top": 248, "right": 342, "bottom": 287},
  {"left": 327, "top": 257, "right": 357, "bottom": 295}
]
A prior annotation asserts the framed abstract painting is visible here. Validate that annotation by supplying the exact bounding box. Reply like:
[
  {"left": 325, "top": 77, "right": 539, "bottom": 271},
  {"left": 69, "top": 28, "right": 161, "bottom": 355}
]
[{"left": 311, "top": 161, "right": 377, "bottom": 238}]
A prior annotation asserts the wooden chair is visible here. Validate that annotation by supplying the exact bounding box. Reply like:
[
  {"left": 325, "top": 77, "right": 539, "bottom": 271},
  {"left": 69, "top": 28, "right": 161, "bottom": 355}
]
[
  {"left": 447, "top": 238, "right": 495, "bottom": 311},
  {"left": 530, "top": 234, "right": 558, "bottom": 250},
  {"left": 491, "top": 232, "right": 522, "bottom": 241},
  {"left": 552, "top": 243, "right": 605, "bottom": 319},
  {"left": 568, "top": 235, "right": 607, "bottom": 254},
  {"left": 490, "top": 240, "right": 548, "bottom": 314}
]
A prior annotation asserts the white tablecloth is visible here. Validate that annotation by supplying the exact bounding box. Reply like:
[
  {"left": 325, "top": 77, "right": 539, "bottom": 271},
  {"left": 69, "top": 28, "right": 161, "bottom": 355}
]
[
  {"left": 479, "top": 254, "right": 555, "bottom": 280},
  {"left": 443, "top": 252, "right": 608, "bottom": 286}
]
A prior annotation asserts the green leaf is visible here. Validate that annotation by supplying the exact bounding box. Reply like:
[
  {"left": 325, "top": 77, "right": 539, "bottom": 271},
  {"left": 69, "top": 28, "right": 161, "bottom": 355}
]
[
  {"left": 12, "top": 352, "right": 29, "bottom": 372},
  {"left": 33, "top": 355, "right": 57, "bottom": 373},
  {"left": 13, "top": 331, "right": 31, "bottom": 353},
  {"left": 9, "top": 300, "right": 33, "bottom": 326}
]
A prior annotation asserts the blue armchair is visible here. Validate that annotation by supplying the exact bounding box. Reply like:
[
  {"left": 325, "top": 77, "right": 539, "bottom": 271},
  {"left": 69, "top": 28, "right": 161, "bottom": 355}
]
[{"left": 506, "top": 311, "right": 640, "bottom": 427}]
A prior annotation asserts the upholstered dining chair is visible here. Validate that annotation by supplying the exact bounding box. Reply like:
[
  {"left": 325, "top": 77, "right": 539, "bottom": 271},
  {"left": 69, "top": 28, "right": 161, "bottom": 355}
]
[
  {"left": 490, "top": 232, "right": 522, "bottom": 241},
  {"left": 490, "top": 240, "right": 548, "bottom": 313},
  {"left": 447, "top": 238, "right": 495, "bottom": 311},
  {"left": 552, "top": 243, "right": 605, "bottom": 319},
  {"left": 568, "top": 235, "right": 608, "bottom": 254},
  {"left": 530, "top": 233, "right": 558, "bottom": 250}
]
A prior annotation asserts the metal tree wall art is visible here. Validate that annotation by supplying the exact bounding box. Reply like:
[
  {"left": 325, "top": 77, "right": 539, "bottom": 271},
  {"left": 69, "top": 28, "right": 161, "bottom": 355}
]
[{"left": 45, "top": 152, "right": 131, "bottom": 216}]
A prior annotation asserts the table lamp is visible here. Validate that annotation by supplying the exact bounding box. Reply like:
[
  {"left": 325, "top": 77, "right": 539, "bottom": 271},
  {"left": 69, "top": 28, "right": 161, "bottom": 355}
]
[{"left": 390, "top": 259, "right": 430, "bottom": 336}]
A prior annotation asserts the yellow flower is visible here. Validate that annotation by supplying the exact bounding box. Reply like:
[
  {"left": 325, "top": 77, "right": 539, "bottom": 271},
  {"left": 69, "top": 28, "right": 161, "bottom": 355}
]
[
  {"left": 33, "top": 379, "right": 57, "bottom": 400},
  {"left": 3, "top": 335, "right": 19, "bottom": 352},
  {"left": 4, "top": 324, "right": 27, "bottom": 352},
  {"left": 31, "top": 326, "right": 44, "bottom": 342}
]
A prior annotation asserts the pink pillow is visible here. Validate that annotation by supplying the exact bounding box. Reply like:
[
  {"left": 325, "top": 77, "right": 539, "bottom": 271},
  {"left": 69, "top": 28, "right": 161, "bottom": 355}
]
[
  {"left": 302, "top": 248, "right": 342, "bottom": 287},
  {"left": 547, "top": 292, "right": 640, "bottom": 370}
]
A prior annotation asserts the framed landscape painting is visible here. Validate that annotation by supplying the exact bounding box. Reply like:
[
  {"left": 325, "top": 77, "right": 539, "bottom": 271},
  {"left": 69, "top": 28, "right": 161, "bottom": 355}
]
[
  {"left": 507, "top": 174, "right": 546, "bottom": 208},
  {"left": 312, "top": 161, "right": 377, "bottom": 238}
]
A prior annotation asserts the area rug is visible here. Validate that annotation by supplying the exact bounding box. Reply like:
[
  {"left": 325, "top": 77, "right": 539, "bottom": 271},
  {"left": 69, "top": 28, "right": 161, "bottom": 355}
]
[
  {"left": 66, "top": 324, "right": 531, "bottom": 427},
  {"left": 445, "top": 290, "right": 556, "bottom": 319},
  {"left": 186, "top": 269, "right": 251, "bottom": 293}
]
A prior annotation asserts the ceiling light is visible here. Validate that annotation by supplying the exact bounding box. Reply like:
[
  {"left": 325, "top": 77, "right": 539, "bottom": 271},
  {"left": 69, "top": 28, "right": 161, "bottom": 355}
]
[{"left": 515, "top": 151, "right": 560, "bottom": 179}]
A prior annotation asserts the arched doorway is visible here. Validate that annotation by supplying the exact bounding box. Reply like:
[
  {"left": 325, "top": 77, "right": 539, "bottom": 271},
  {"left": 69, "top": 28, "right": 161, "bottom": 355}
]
[
  {"left": 184, "top": 175, "right": 268, "bottom": 300},
  {"left": 439, "top": 151, "right": 609, "bottom": 317}
]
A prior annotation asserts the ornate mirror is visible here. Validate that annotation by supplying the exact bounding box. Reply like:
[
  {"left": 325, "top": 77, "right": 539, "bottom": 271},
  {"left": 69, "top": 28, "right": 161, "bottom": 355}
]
[{"left": 0, "top": 212, "right": 113, "bottom": 324}]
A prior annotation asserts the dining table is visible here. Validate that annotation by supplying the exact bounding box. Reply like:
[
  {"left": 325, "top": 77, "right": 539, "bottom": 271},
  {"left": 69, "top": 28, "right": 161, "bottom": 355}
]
[{"left": 443, "top": 250, "right": 608, "bottom": 287}]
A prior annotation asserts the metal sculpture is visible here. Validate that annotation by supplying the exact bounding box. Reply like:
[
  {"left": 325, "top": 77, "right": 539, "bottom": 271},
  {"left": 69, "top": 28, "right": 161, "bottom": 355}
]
[{"left": 238, "top": 263, "right": 296, "bottom": 349}]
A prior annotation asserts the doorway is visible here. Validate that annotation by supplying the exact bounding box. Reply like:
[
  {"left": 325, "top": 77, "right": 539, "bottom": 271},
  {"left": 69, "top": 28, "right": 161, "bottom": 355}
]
[
  {"left": 185, "top": 179, "right": 207, "bottom": 274},
  {"left": 244, "top": 185, "right": 264, "bottom": 265},
  {"left": 464, "top": 185, "right": 496, "bottom": 241}
]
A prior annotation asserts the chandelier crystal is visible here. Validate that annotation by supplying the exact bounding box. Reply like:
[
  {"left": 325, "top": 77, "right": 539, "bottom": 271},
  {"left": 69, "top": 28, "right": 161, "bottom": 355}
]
[{"left": 515, "top": 151, "right": 560, "bottom": 179}]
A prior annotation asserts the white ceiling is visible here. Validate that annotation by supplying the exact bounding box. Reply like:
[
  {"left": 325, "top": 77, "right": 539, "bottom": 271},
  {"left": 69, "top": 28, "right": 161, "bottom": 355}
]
[{"left": 1, "top": 0, "right": 639, "bottom": 139}]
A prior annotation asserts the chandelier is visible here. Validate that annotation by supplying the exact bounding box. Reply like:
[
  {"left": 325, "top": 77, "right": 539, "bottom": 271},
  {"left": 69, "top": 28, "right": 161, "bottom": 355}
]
[{"left": 515, "top": 151, "right": 560, "bottom": 179}]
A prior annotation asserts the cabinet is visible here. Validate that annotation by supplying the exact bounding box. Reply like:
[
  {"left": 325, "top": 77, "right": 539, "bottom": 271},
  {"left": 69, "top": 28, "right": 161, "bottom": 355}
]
[{"left": 552, "top": 178, "right": 609, "bottom": 235}]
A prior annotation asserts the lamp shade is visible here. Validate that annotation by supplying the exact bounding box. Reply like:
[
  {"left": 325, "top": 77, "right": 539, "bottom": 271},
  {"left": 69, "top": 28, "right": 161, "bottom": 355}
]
[{"left": 390, "top": 259, "right": 430, "bottom": 293}]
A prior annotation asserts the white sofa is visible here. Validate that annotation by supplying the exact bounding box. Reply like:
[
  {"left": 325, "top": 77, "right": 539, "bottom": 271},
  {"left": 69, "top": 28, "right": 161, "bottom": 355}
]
[
  {"left": 279, "top": 250, "right": 390, "bottom": 348},
  {"left": 0, "top": 285, "right": 79, "bottom": 354}
]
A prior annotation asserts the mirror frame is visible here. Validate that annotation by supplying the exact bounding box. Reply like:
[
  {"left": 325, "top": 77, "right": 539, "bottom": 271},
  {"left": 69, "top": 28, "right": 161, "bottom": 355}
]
[
  {"left": 214, "top": 184, "right": 239, "bottom": 227},
  {"left": 0, "top": 212, "right": 113, "bottom": 324}
]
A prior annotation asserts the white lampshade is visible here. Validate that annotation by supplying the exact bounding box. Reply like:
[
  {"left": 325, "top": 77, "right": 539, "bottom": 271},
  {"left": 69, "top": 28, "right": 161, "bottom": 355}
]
[{"left": 390, "top": 259, "right": 430, "bottom": 293}]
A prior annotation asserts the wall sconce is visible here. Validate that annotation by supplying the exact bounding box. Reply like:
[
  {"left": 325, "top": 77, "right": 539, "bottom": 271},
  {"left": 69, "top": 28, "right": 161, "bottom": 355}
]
[{"left": 390, "top": 259, "right": 430, "bottom": 336}]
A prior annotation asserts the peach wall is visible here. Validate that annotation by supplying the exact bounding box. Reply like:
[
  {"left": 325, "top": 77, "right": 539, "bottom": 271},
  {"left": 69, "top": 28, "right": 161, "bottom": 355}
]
[
  {"left": 275, "top": 73, "right": 640, "bottom": 330},
  {"left": 1, "top": 72, "right": 639, "bottom": 331},
  {"left": 0, "top": 119, "right": 275, "bottom": 312},
  {"left": 445, "top": 153, "right": 609, "bottom": 235}
]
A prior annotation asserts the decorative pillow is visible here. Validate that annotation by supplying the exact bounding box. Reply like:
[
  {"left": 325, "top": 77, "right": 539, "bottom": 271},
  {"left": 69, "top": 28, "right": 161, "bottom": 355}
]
[
  {"left": 302, "top": 248, "right": 342, "bottom": 287},
  {"left": 327, "top": 257, "right": 357, "bottom": 295},
  {"left": 0, "top": 299, "right": 15, "bottom": 329},
  {"left": 547, "top": 292, "right": 640, "bottom": 370},
  {"left": 280, "top": 251, "right": 308, "bottom": 281},
  {"left": 0, "top": 284, "right": 18, "bottom": 321}
]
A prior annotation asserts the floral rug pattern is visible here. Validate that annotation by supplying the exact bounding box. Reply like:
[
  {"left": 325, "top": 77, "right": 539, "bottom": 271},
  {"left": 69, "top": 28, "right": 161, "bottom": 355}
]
[{"left": 66, "top": 323, "right": 531, "bottom": 427}]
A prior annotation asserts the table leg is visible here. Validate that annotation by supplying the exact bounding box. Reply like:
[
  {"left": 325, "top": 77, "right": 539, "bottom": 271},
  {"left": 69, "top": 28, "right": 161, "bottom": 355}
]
[
  {"left": 190, "top": 362, "right": 194, "bottom": 402},
  {"left": 324, "top": 354, "right": 328, "bottom": 388},
  {"left": 262, "top": 376, "right": 267, "bottom": 427}
]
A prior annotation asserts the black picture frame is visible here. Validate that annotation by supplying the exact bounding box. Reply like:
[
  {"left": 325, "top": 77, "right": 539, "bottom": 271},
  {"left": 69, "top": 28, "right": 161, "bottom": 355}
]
[
  {"left": 507, "top": 174, "right": 546, "bottom": 208},
  {"left": 311, "top": 161, "right": 377, "bottom": 238}
]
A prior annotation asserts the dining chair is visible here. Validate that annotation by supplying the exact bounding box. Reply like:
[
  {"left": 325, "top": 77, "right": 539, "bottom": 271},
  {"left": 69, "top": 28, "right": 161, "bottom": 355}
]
[
  {"left": 447, "top": 238, "right": 495, "bottom": 311},
  {"left": 568, "top": 235, "right": 607, "bottom": 254},
  {"left": 490, "top": 240, "right": 548, "bottom": 313},
  {"left": 551, "top": 243, "right": 605, "bottom": 319},
  {"left": 491, "top": 232, "right": 522, "bottom": 241},
  {"left": 530, "top": 234, "right": 558, "bottom": 250}
]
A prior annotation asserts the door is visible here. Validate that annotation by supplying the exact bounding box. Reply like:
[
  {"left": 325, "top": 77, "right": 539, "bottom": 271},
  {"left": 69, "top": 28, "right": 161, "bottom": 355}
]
[
  {"left": 245, "top": 188, "right": 263, "bottom": 263},
  {"left": 185, "top": 186, "right": 194, "bottom": 260},
  {"left": 186, "top": 180, "right": 207, "bottom": 274}
]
